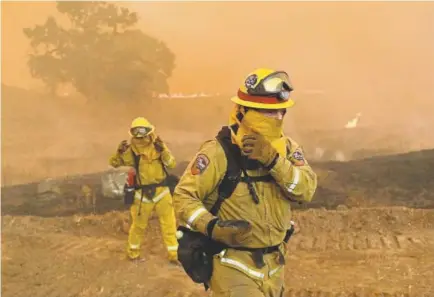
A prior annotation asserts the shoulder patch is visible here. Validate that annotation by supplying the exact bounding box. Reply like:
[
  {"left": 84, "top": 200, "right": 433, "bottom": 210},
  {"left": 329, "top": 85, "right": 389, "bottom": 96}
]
[
  {"left": 191, "top": 154, "right": 210, "bottom": 175},
  {"left": 290, "top": 149, "right": 305, "bottom": 166}
]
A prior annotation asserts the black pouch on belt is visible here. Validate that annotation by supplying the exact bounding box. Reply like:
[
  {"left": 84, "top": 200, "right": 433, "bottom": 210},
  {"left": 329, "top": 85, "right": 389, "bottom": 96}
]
[
  {"left": 123, "top": 185, "right": 135, "bottom": 205},
  {"left": 251, "top": 250, "right": 266, "bottom": 268},
  {"left": 177, "top": 226, "right": 226, "bottom": 285}
]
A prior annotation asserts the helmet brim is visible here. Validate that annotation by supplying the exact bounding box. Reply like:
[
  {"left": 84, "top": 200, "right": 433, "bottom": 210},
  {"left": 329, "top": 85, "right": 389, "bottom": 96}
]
[{"left": 230, "top": 96, "right": 295, "bottom": 109}]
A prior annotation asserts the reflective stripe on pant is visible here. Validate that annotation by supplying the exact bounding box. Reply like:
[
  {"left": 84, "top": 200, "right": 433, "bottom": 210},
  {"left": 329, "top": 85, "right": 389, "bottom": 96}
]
[
  {"left": 209, "top": 250, "right": 285, "bottom": 297},
  {"left": 127, "top": 190, "right": 178, "bottom": 260}
]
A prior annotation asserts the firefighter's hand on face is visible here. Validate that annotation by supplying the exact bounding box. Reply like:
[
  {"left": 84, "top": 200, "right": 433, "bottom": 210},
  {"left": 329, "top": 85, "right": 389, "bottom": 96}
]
[
  {"left": 118, "top": 140, "right": 130, "bottom": 154},
  {"left": 241, "top": 133, "right": 278, "bottom": 167},
  {"left": 153, "top": 136, "right": 166, "bottom": 153},
  {"left": 206, "top": 218, "right": 252, "bottom": 247}
]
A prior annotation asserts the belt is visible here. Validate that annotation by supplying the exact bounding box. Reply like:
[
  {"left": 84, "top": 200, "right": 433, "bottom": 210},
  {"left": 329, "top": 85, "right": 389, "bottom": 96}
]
[
  {"left": 233, "top": 244, "right": 280, "bottom": 254},
  {"left": 135, "top": 180, "right": 168, "bottom": 200},
  {"left": 135, "top": 180, "right": 168, "bottom": 190},
  {"left": 231, "top": 244, "right": 283, "bottom": 269}
]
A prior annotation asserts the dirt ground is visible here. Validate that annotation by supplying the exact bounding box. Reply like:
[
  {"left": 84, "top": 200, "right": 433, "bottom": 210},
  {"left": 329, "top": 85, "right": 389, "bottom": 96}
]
[
  {"left": 2, "top": 86, "right": 434, "bottom": 297},
  {"left": 2, "top": 208, "right": 434, "bottom": 297}
]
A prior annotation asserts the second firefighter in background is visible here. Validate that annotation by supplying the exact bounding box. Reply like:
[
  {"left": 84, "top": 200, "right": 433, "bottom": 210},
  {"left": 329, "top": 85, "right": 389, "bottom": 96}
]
[{"left": 109, "top": 117, "right": 179, "bottom": 264}]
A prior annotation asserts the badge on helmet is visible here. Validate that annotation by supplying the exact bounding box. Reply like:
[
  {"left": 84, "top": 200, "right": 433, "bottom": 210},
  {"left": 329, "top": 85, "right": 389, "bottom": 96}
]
[{"left": 245, "top": 74, "right": 258, "bottom": 89}]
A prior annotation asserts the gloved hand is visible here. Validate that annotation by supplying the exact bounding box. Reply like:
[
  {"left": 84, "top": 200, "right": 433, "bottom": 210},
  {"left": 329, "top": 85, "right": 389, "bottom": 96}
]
[
  {"left": 117, "top": 140, "right": 130, "bottom": 154},
  {"left": 154, "top": 136, "right": 165, "bottom": 153},
  {"left": 241, "top": 133, "right": 278, "bottom": 167},
  {"left": 206, "top": 218, "right": 252, "bottom": 247}
]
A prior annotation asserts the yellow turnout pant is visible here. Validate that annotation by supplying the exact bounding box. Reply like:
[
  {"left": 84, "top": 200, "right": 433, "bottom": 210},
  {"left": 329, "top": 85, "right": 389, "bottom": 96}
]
[
  {"left": 127, "top": 189, "right": 178, "bottom": 261},
  {"left": 209, "top": 248, "right": 285, "bottom": 297}
]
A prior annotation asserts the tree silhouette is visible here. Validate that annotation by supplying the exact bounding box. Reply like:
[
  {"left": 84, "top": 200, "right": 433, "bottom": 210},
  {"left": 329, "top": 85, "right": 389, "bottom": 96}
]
[{"left": 23, "top": 1, "right": 175, "bottom": 100}]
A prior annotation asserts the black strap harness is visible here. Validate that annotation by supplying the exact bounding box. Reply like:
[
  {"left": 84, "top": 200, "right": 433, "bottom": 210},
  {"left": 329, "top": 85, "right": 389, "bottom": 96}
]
[
  {"left": 210, "top": 126, "right": 275, "bottom": 216},
  {"left": 209, "top": 126, "right": 292, "bottom": 268},
  {"left": 131, "top": 145, "right": 170, "bottom": 215}
]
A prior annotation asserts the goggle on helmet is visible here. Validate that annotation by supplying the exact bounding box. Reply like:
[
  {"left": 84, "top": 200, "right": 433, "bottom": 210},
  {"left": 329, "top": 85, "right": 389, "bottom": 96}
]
[
  {"left": 130, "top": 126, "right": 152, "bottom": 138},
  {"left": 246, "top": 71, "right": 293, "bottom": 101}
]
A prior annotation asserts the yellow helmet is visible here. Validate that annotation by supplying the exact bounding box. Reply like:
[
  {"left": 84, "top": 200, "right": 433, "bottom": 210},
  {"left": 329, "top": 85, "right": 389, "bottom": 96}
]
[
  {"left": 129, "top": 117, "right": 155, "bottom": 138},
  {"left": 231, "top": 68, "right": 295, "bottom": 110}
]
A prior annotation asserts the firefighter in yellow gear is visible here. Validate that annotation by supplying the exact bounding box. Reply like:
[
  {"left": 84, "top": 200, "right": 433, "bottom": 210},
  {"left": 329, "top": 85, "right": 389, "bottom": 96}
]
[
  {"left": 109, "top": 117, "right": 179, "bottom": 264},
  {"left": 173, "top": 69, "right": 318, "bottom": 296}
]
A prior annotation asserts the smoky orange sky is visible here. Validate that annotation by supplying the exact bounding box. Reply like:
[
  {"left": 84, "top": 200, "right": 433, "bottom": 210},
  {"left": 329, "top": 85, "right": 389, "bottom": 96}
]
[{"left": 2, "top": 1, "right": 434, "bottom": 117}]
